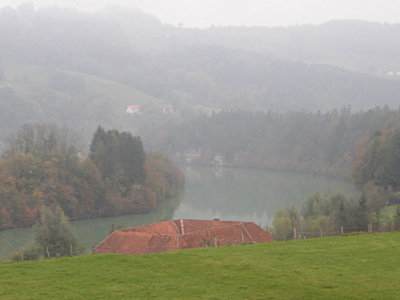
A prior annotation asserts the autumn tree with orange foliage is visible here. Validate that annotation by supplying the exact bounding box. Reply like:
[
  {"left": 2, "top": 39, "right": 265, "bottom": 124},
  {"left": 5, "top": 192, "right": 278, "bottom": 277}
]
[{"left": 0, "top": 124, "right": 184, "bottom": 229}]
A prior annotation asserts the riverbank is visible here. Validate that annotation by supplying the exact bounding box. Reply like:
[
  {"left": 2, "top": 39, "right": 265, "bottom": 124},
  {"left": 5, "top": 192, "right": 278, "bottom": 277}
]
[
  {"left": 0, "top": 166, "right": 357, "bottom": 258},
  {"left": 1, "top": 232, "right": 399, "bottom": 299}
]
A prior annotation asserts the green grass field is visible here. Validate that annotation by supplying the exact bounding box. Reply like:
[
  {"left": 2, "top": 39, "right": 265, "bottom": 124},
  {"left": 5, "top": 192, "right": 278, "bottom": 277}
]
[{"left": 1, "top": 232, "right": 399, "bottom": 299}]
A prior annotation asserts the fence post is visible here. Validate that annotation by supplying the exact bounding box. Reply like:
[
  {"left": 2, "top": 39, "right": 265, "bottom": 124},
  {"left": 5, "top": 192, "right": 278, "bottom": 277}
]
[
  {"left": 214, "top": 237, "right": 218, "bottom": 248},
  {"left": 46, "top": 246, "right": 50, "bottom": 258},
  {"left": 294, "top": 227, "right": 297, "bottom": 240},
  {"left": 341, "top": 226, "right": 344, "bottom": 235},
  {"left": 70, "top": 245, "right": 73, "bottom": 256},
  {"left": 21, "top": 247, "right": 24, "bottom": 261},
  {"left": 368, "top": 224, "right": 372, "bottom": 233},
  {"left": 319, "top": 227, "right": 323, "bottom": 238}
]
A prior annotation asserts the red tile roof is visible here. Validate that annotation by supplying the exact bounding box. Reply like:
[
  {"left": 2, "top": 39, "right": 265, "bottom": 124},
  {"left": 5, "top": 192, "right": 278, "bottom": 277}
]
[{"left": 93, "top": 219, "right": 275, "bottom": 255}]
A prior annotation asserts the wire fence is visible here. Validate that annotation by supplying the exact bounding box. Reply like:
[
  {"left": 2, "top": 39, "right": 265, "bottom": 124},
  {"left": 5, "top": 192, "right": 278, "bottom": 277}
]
[{"left": 273, "top": 222, "right": 400, "bottom": 241}]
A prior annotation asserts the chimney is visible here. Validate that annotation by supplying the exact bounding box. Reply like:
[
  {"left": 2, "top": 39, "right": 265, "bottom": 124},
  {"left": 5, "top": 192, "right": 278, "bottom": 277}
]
[{"left": 180, "top": 219, "right": 185, "bottom": 234}]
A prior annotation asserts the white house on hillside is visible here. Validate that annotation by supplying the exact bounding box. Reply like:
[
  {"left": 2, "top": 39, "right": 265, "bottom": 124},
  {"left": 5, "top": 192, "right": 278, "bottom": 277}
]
[{"left": 127, "top": 105, "right": 141, "bottom": 115}]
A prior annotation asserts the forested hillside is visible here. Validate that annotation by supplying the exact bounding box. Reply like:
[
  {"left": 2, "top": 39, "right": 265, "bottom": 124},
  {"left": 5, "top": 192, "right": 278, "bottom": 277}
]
[
  {"left": 1, "top": 5, "right": 400, "bottom": 153},
  {"left": 144, "top": 107, "right": 400, "bottom": 178},
  {"left": 188, "top": 20, "right": 400, "bottom": 74}
]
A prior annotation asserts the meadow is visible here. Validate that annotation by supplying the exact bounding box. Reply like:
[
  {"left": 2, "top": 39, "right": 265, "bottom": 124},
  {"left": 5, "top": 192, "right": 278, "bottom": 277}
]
[{"left": 1, "top": 232, "right": 399, "bottom": 299}]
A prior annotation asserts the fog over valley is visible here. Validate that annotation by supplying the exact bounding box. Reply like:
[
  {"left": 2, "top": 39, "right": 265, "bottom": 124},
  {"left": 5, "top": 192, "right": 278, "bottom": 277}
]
[{"left": 1, "top": 0, "right": 400, "bottom": 263}]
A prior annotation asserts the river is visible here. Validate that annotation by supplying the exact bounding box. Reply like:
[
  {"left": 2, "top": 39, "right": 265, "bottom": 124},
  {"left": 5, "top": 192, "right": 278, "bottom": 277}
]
[{"left": 0, "top": 166, "right": 357, "bottom": 257}]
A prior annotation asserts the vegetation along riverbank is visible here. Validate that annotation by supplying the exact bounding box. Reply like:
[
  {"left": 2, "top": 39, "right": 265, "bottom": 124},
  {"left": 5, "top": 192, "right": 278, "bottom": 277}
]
[{"left": 0, "top": 124, "right": 185, "bottom": 230}]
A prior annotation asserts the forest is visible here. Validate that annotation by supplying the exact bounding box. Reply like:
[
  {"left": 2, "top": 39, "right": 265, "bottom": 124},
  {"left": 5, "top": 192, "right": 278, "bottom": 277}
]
[
  {"left": 1, "top": 5, "right": 400, "bottom": 153},
  {"left": 143, "top": 106, "right": 400, "bottom": 238},
  {"left": 144, "top": 106, "right": 400, "bottom": 178},
  {"left": 0, "top": 124, "right": 184, "bottom": 230}
]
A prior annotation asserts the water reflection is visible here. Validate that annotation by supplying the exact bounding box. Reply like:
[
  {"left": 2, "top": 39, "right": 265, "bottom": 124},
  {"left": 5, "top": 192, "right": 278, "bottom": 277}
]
[
  {"left": 173, "top": 166, "right": 357, "bottom": 227},
  {"left": 0, "top": 166, "right": 357, "bottom": 258},
  {"left": 0, "top": 190, "right": 184, "bottom": 257}
]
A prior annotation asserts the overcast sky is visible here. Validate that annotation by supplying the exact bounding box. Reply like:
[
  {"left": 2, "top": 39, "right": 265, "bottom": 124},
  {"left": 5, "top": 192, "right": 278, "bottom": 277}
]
[{"left": 1, "top": 0, "right": 400, "bottom": 28}]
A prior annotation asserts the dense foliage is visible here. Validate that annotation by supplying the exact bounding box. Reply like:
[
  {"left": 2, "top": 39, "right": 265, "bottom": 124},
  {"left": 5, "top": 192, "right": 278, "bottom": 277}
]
[
  {"left": 0, "top": 124, "right": 184, "bottom": 229},
  {"left": 145, "top": 106, "right": 400, "bottom": 178},
  {"left": 273, "top": 192, "right": 400, "bottom": 241},
  {"left": 9, "top": 205, "right": 84, "bottom": 261},
  {"left": 89, "top": 126, "right": 146, "bottom": 190},
  {"left": 353, "top": 129, "right": 400, "bottom": 189}
]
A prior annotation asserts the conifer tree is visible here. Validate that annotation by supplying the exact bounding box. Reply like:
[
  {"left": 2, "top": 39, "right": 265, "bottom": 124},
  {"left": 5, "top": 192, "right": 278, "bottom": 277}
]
[{"left": 357, "top": 192, "right": 369, "bottom": 231}]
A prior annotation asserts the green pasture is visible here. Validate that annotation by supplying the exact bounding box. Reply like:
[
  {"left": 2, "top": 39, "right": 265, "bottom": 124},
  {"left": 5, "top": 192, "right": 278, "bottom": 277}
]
[{"left": 1, "top": 232, "right": 399, "bottom": 299}]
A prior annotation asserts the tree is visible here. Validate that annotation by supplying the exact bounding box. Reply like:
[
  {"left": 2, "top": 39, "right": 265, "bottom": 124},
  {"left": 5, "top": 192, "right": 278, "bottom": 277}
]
[
  {"left": 357, "top": 192, "right": 370, "bottom": 231},
  {"left": 393, "top": 205, "right": 400, "bottom": 230},
  {"left": 273, "top": 203, "right": 300, "bottom": 240},
  {"left": 3, "top": 123, "right": 79, "bottom": 158},
  {"left": 89, "top": 126, "right": 106, "bottom": 162},
  {"left": 89, "top": 127, "right": 146, "bottom": 186},
  {"left": 34, "top": 205, "right": 84, "bottom": 257},
  {"left": 363, "top": 181, "right": 388, "bottom": 230}
]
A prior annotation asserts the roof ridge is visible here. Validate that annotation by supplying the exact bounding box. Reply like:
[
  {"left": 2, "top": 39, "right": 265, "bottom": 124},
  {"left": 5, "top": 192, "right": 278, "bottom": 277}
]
[
  {"left": 170, "top": 219, "right": 181, "bottom": 234},
  {"left": 240, "top": 222, "right": 255, "bottom": 243}
]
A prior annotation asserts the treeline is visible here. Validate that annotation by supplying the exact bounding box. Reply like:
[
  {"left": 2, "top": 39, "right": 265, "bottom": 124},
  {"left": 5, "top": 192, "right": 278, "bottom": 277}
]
[
  {"left": 0, "top": 124, "right": 184, "bottom": 229},
  {"left": 272, "top": 192, "right": 400, "bottom": 241},
  {"left": 271, "top": 113, "right": 400, "bottom": 240},
  {"left": 353, "top": 129, "right": 400, "bottom": 190},
  {"left": 145, "top": 106, "right": 400, "bottom": 178}
]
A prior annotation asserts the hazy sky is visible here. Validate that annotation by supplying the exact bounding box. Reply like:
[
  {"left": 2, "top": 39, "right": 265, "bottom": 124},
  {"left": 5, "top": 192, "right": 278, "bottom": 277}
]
[{"left": 1, "top": 0, "right": 400, "bottom": 28}]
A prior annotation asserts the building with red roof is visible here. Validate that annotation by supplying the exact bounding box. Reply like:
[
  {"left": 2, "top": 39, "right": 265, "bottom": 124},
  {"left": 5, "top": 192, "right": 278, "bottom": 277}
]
[
  {"left": 92, "top": 219, "right": 275, "bottom": 255},
  {"left": 126, "top": 105, "right": 141, "bottom": 115}
]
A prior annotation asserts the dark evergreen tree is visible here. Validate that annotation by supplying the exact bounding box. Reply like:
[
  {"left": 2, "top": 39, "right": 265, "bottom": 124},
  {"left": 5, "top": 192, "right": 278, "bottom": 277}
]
[
  {"left": 89, "top": 126, "right": 106, "bottom": 161},
  {"left": 119, "top": 133, "right": 146, "bottom": 189},
  {"left": 130, "top": 136, "right": 146, "bottom": 184},
  {"left": 89, "top": 127, "right": 146, "bottom": 186},
  {"left": 357, "top": 192, "right": 370, "bottom": 231}
]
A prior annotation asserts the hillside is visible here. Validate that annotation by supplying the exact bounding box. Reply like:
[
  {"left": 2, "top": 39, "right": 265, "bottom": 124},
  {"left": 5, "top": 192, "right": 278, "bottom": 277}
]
[
  {"left": 2, "top": 6, "right": 400, "bottom": 154},
  {"left": 0, "top": 64, "right": 169, "bottom": 152},
  {"left": 1, "top": 232, "right": 399, "bottom": 299},
  {"left": 143, "top": 107, "right": 400, "bottom": 178},
  {"left": 188, "top": 20, "right": 400, "bottom": 75}
]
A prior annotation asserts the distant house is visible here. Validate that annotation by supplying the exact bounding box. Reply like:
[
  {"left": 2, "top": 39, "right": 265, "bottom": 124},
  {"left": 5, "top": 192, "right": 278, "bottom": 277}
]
[
  {"left": 387, "top": 71, "right": 400, "bottom": 76},
  {"left": 158, "top": 104, "right": 173, "bottom": 113},
  {"left": 92, "top": 219, "right": 275, "bottom": 255},
  {"left": 127, "top": 105, "right": 141, "bottom": 115}
]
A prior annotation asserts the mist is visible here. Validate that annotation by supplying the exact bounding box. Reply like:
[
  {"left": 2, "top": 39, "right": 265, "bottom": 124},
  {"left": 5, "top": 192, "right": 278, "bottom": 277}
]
[
  {"left": 2, "top": 0, "right": 400, "bottom": 27},
  {"left": 1, "top": 0, "right": 400, "bottom": 277}
]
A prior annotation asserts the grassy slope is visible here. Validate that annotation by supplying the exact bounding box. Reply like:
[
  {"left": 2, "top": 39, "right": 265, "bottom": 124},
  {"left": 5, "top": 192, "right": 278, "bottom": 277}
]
[
  {"left": 0, "top": 64, "right": 167, "bottom": 150},
  {"left": 1, "top": 232, "right": 399, "bottom": 300}
]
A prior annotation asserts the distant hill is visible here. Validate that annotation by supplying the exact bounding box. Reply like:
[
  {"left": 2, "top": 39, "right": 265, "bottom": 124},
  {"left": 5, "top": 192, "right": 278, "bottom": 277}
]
[
  {"left": 1, "top": 5, "right": 400, "bottom": 151},
  {"left": 0, "top": 64, "right": 167, "bottom": 152},
  {"left": 185, "top": 20, "right": 400, "bottom": 75}
]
